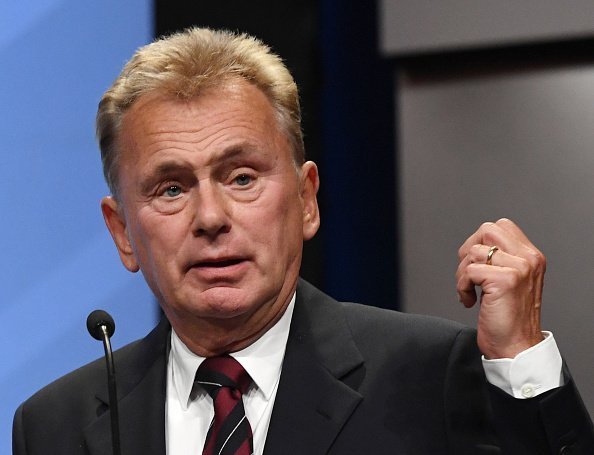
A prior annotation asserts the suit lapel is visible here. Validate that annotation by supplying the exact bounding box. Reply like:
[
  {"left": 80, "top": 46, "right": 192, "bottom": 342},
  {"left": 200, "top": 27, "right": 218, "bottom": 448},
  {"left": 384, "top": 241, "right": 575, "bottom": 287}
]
[
  {"left": 80, "top": 281, "right": 362, "bottom": 454},
  {"left": 83, "top": 317, "right": 170, "bottom": 455},
  {"left": 264, "top": 280, "right": 364, "bottom": 454}
]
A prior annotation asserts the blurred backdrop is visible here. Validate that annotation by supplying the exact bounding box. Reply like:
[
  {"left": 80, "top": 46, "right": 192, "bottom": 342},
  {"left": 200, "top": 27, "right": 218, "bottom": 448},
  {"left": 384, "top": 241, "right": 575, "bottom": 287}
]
[
  {"left": 3, "top": 0, "right": 594, "bottom": 449},
  {"left": 1, "top": 1, "right": 156, "bottom": 450}
]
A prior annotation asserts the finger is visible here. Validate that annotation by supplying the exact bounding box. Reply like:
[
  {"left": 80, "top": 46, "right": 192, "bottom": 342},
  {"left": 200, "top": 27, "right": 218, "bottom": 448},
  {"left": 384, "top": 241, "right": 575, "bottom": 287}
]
[
  {"left": 457, "top": 285, "right": 478, "bottom": 308},
  {"left": 458, "top": 221, "right": 524, "bottom": 260},
  {"left": 458, "top": 222, "right": 494, "bottom": 260},
  {"left": 456, "top": 251, "right": 476, "bottom": 307},
  {"left": 456, "top": 263, "right": 512, "bottom": 308},
  {"left": 494, "top": 218, "right": 537, "bottom": 250},
  {"left": 456, "top": 245, "right": 508, "bottom": 288},
  {"left": 462, "top": 263, "right": 526, "bottom": 303},
  {"left": 456, "top": 280, "right": 478, "bottom": 308},
  {"left": 456, "top": 245, "right": 484, "bottom": 283},
  {"left": 495, "top": 218, "right": 546, "bottom": 274},
  {"left": 455, "top": 259, "right": 478, "bottom": 308},
  {"left": 464, "top": 244, "right": 524, "bottom": 268},
  {"left": 455, "top": 244, "right": 489, "bottom": 285},
  {"left": 456, "top": 249, "right": 530, "bottom": 306}
]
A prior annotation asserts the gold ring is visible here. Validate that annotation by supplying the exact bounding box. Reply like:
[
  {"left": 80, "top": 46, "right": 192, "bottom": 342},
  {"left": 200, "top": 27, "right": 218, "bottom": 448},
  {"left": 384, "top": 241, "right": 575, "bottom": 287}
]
[{"left": 486, "top": 245, "right": 499, "bottom": 266}]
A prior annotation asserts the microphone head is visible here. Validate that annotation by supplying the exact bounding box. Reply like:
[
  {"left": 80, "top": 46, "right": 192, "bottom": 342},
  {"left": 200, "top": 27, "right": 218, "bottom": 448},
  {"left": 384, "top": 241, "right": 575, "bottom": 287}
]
[{"left": 86, "top": 309, "right": 116, "bottom": 340}]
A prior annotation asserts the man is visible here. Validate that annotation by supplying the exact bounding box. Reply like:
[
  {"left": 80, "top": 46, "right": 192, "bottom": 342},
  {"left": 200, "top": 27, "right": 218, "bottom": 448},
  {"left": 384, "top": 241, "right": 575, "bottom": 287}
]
[{"left": 13, "top": 27, "right": 594, "bottom": 454}]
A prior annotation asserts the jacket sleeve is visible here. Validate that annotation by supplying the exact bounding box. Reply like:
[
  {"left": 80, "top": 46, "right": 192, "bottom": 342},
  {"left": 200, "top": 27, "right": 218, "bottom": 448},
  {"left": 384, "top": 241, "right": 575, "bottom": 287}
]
[
  {"left": 13, "top": 403, "right": 27, "bottom": 455},
  {"left": 444, "top": 327, "right": 594, "bottom": 454},
  {"left": 488, "top": 371, "right": 594, "bottom": 454}
]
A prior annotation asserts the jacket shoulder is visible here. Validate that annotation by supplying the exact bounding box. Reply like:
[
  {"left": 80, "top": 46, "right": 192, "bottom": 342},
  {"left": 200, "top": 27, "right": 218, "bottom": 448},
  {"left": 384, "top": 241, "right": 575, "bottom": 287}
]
[
  {"left": 298, "top": 278, "right": 474, "bottom": 352},
  {"left": 13, "top": 318, "right": 169, "bottom": 453}
]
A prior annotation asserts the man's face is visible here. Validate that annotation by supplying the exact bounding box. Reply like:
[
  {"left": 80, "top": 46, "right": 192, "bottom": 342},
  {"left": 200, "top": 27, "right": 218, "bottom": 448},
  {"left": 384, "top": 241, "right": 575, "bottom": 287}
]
[{"left": 101, "top": 80, "right": 319, "bottom": 353}]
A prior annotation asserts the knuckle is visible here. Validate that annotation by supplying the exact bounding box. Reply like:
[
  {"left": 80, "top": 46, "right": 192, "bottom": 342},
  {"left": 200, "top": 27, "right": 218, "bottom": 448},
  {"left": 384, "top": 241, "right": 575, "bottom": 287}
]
[
  {"left": 468, "top": 244, "right": 482, "bottom": 262},
  {"left": 525, "top": 247, "right": 546, "bottom": 269},
  {"left": 480, "top": 221, "right": 495, "bottom": 232},
  {"left": 480, "top": 223, "right": 498, "bottom": 244},
  {"left": 535, "top": 250, "right": 547, "bottom": 268},
  {"left": 506, "top": 271, "right": 522, "bottom": 288},
  {"left": 455, "top": 276, "right": 467, "bottom": 294},
  {"left": 516, "top": 257, "right": 531, "bottom": 278}
]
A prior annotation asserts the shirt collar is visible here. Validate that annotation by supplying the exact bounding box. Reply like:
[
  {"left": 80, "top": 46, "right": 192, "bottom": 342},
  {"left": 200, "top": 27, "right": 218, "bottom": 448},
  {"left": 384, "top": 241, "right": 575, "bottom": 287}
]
[{"left": 170, "top": 293, "right": 296, "bottom": 410}]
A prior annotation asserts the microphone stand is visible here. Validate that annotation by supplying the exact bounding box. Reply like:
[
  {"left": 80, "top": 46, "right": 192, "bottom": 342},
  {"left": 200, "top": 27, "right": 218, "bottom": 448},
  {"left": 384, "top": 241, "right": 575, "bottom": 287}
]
[{"left": 99, "top": 324, "right": 122, "bottom": 455}]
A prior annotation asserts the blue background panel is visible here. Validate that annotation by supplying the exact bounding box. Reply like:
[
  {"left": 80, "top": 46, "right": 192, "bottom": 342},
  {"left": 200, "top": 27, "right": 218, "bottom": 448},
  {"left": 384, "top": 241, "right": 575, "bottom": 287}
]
[{"left": 0, "top": 1, "right": 156, "bottom": 450}]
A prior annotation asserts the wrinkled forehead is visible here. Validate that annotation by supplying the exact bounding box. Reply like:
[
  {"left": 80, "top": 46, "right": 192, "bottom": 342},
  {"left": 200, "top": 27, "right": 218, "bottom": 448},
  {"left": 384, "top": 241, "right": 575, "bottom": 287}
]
[
  {"left": 114, "top": 82, "right": 298, "bottom": 188},
  {"left": 118, "top": 81, "right": 278, "bottom": 143},
  {"left": 117, "top": 80, "right": 297, "bottom": 164}
]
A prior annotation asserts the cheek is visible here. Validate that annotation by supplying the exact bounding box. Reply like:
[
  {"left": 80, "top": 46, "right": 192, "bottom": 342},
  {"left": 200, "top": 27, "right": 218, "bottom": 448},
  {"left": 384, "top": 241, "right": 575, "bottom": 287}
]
[
  {"left": 129, "top": 212, "right": 187, "bottom": 265},
  {"left": 260, "top": 199, "right": 303, "bottom": 258}
]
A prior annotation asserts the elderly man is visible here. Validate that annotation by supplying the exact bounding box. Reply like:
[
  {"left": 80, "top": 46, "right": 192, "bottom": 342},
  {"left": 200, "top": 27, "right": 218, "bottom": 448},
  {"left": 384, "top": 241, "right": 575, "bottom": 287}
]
[{"left": 13, "top": 27, "right": 594, "bottom": 454}]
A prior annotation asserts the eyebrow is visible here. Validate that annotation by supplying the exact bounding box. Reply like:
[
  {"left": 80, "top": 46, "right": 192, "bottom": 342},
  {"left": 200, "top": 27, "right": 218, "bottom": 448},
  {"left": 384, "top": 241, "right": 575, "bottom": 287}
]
[
  {"left": 138, "top": 144, "right": 262, "bottom": 193},
  {"left": 208, "top": 143, "right": 259, "bottom": 165},
  {"left": 139, "top": 161, "right": 194, "bottom": 194}
]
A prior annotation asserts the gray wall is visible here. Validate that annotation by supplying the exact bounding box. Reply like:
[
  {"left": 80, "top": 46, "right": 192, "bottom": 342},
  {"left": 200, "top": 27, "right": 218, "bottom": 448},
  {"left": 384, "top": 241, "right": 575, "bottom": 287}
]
[
  {"left": 380, "top": 0, "right": 594, "bottom": 56},
  {"left": 380, "top": 0, "right": 594, "bottom": 415},
  {"left": 398, "top": 63, "right": 594, "bottom": 415}
]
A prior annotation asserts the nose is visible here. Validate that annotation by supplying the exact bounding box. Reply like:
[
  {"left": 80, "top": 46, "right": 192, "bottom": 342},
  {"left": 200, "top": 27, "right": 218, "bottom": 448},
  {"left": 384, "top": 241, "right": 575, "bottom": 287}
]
[{"left": 191, "top": 181, "right": 230, "bottom": 238}]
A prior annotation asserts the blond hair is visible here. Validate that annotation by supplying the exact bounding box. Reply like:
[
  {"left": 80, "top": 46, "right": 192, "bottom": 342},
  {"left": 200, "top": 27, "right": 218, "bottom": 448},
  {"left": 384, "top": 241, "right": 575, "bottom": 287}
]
[{"left": 96, "top": 27, "right": 304, "bottom": 197}]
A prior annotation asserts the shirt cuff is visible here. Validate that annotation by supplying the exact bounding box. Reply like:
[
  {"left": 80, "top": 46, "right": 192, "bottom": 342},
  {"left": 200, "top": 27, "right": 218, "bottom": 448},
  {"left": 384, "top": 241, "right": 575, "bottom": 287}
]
[{"left": 481, "top": 331, "right": 564, "bottom": 399}]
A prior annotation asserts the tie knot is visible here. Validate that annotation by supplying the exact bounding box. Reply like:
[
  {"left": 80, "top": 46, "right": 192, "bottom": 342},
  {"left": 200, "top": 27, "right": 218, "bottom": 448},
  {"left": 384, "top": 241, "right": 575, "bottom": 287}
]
[{"left": 195, "top": 355, "right": 252, "bottom": 397}]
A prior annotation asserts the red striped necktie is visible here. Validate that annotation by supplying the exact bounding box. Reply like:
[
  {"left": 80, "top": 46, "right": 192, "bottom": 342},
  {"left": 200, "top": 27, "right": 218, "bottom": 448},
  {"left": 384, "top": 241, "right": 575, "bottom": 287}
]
[{"left": 195, "top": 356, "right": 254, "bottom": 455}]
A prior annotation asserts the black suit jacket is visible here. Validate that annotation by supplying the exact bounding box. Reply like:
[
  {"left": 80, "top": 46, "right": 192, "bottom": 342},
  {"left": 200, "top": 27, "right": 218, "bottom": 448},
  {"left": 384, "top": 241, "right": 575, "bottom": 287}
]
[{"left": 13, "top": 280, "right": 594, "bottom": 454}]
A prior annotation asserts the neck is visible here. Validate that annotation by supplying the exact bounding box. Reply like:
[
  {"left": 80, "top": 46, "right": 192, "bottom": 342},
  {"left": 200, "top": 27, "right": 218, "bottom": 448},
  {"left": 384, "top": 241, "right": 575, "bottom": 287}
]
[{"left": 167, "top": 291, "right": 294, "bottom": 357}]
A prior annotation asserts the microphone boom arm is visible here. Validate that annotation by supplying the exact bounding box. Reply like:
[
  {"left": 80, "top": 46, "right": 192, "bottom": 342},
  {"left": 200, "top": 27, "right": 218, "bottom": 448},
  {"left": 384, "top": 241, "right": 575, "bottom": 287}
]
[{"left": 100, "top": 324, "right": 121, "bottom": 455}]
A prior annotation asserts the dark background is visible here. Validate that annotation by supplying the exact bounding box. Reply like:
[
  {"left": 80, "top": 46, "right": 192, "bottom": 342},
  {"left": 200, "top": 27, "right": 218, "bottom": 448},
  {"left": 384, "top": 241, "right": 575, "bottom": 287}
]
[{"left": 154, "top": 0, "right": 399, "bottom": 309}]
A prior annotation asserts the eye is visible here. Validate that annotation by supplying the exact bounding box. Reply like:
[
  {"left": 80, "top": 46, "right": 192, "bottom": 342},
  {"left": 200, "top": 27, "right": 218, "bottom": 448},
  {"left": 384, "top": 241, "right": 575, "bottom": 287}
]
[
  {"left": 234, "top": 174, "right": 252, "bottom": 186},
  {"left": 163, "top": 185, "right": 182, "bottom": 197}
]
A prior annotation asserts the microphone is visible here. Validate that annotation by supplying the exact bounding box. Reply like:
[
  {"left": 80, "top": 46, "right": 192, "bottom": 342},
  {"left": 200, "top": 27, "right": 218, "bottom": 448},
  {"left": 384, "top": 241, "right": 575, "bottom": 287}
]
[
  {"left": 87, "top": 309, "right": 115, "bottom": 340},
  {"left": 87, "top": 310, "right": 121, "bottom": 455}
]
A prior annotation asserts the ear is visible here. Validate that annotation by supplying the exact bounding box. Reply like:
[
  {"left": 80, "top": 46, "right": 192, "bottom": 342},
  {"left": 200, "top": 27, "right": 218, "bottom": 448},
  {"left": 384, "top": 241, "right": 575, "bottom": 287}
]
[
  {"left": 299, "top": 161, "right": 320, "bottom": 240},
  {"left": 101, "top": 196, "right": 140, "bottom": 272}
]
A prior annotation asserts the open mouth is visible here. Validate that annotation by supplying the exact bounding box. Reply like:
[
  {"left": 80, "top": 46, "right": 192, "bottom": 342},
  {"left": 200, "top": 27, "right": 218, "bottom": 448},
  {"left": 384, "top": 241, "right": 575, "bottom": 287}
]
[{"left": 197, "top": 258, "right": 244, "bottom": 268}]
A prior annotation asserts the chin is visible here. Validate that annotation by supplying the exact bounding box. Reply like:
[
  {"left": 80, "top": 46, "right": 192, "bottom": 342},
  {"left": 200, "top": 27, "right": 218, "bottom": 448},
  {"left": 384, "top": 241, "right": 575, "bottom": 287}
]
[{"left": 190, "top": 286, "right": 256, "bottom": 319}]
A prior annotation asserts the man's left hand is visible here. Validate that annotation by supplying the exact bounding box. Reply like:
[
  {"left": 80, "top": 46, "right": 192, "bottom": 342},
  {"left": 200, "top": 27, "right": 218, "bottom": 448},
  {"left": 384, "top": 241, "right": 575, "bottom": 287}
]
[{"left": 456, "top": 218, "right": 546, "bottom": 359}]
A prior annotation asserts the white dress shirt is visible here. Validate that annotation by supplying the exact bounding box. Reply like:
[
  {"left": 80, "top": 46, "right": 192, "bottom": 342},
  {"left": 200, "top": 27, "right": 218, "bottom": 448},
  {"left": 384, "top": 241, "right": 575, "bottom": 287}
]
[
  {"left": 482, "top": 331, "right": 563, "bottom": 398},
  {"left": 165, "top": 291, "right": 562, "bottom": 454},
  {"left": 165, "top": 296, "right": 295, "bottom": 455}
]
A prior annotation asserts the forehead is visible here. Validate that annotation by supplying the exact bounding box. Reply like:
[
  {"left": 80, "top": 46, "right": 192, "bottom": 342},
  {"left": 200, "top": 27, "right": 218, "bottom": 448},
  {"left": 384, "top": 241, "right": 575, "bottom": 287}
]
[
  {"left": 122, "top": 80, "right": 278, "bottom": 135},
  {"left": 116, "top": 80, "right": 291, "bottom": 167}
]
